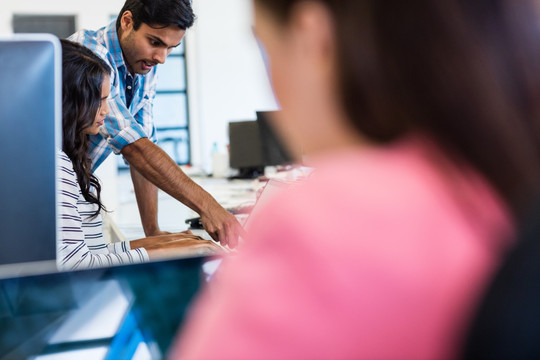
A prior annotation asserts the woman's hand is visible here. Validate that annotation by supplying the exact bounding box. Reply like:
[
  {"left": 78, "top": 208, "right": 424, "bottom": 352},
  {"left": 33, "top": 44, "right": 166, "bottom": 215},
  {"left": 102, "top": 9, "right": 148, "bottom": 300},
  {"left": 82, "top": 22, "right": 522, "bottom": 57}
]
[
  {"left": 130, "top": 231, "right": 202, "bottom": 249},
  {"left": 145, "top": 238, "right": 224, "bottom": 260}
]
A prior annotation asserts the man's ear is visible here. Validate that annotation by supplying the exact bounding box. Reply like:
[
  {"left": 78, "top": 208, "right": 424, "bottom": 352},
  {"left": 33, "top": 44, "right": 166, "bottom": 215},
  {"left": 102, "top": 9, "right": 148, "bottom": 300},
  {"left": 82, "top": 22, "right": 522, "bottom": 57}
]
[{"left": 120, "top": 11, "right": 134, "bottom": 32}]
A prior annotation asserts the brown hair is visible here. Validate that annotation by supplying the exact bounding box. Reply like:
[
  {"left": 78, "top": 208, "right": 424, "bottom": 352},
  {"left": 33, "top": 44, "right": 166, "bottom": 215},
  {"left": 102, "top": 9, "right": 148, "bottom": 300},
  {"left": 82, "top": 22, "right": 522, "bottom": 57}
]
[
  {"left": 61, "top": 39, "right": 111, "bottom": 218},
  {"left": 256, "top": 0, "right": 540, "bottom": 220}
]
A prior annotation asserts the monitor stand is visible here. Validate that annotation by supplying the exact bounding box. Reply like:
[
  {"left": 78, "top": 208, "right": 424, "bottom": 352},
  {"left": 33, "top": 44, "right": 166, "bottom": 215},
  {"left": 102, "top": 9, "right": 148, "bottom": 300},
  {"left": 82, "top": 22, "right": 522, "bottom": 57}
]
[{"left": 229, "top": 166, "right": 265, "bottom": 180}]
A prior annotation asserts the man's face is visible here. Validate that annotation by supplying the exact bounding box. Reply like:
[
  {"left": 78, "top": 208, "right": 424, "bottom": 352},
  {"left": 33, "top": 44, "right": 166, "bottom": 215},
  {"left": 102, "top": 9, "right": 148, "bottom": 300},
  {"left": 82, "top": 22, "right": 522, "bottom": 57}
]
[{"left": 119, "top": 12, "right": 185, "bottom": 75}]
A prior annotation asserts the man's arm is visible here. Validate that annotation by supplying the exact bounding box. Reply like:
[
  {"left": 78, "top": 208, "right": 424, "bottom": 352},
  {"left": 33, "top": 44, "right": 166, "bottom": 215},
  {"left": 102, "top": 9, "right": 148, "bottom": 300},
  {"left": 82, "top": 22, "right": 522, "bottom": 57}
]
[
  {"left": 130, "top": 166, "right": 169, "bottom": 236},
  {"left": 122, "top": 138, "right": 244, "bottom": 247}
]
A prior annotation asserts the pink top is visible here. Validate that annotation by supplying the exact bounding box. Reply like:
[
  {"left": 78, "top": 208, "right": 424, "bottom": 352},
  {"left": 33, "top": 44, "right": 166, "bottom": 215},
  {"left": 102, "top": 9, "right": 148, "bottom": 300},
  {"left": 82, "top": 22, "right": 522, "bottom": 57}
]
[{"left": 172, "top": 137, "right": 513, "bottom": 360}]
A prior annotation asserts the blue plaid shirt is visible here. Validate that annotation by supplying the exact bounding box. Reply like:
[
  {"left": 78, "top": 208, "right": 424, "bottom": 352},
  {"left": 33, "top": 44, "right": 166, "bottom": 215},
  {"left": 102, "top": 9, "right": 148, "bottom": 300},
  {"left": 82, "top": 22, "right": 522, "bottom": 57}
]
[{"left": 69, "top": 21, "right": 158, "bottom": 171}]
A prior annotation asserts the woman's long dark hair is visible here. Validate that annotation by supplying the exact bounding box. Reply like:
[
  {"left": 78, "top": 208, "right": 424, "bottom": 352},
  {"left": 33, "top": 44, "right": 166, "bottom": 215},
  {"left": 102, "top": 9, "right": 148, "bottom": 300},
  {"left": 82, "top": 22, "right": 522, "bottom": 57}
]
[
  {"left": 256, "top": 0, "right": 540, "bottom": 221},
  {"left": 60, "top": 39, "right": 111, "bottom": 218}
]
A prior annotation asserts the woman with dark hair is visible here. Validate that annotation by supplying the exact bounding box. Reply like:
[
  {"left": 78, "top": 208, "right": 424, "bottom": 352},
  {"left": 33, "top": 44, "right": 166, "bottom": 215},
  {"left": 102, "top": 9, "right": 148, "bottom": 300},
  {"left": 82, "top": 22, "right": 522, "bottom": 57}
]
[
  {"left": 58, "top": 39, "right": 221, "bottom": 270},
  {"left": 173, "top": 0, "right": 540, "bottom": 358}
]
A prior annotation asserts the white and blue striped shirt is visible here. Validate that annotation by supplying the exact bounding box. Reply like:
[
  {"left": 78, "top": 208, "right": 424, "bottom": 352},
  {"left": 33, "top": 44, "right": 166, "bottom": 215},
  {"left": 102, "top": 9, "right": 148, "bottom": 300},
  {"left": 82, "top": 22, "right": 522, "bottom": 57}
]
[
  {"left": 69, "top": 21, "right": 158, "bottom": 171},
  {"left": 57, "top": 151, "right": 149, "bottom": 270}
]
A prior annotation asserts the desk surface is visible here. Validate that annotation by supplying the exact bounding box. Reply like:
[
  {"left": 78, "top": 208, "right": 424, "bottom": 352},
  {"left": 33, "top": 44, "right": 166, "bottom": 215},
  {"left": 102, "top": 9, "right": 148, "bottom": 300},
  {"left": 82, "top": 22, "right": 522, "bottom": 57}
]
[{"left": 116, "top": 174, "right": 260, "bottom": 240}]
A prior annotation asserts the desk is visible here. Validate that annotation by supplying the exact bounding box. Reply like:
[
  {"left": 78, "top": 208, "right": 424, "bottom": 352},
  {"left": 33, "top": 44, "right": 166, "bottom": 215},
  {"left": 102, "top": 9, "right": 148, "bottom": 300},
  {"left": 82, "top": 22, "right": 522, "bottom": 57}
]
[{"left": 115, "top": 173, "right": 260, "bottom": 240}]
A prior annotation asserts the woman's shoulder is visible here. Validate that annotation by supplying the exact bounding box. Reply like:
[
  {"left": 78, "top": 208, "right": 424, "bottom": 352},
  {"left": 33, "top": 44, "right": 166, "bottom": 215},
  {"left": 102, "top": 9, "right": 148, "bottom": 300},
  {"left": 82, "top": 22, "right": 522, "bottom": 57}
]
[
  {"left": 308, "top": 137, "right": 503, "bottom": 207},
  {"left": 57, "top": 150, "right": 77, "bottom": 182},
  {"left": 57, "top": 149, "right": 72, "bottom": 165},
  {"left": 258, "top": 137, "right": 511, "bottom": 243}
]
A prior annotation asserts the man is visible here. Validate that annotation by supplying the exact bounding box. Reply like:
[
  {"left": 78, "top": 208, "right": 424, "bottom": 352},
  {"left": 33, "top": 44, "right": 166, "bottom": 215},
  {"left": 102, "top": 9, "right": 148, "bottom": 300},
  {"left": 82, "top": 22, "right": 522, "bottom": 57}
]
[{"left": 69, "top": 0, "right": 242, "bottom": 247}]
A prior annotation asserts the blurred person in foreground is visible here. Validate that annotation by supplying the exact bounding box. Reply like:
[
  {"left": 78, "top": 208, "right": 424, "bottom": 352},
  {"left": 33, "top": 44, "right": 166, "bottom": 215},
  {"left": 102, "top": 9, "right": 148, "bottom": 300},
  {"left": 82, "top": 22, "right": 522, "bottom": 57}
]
[
  {"left": 172, "top": 0, "right": 540, "bottom": 358},
  {"left": 58, "top": 39, "right": 222, "bottom": 271}
]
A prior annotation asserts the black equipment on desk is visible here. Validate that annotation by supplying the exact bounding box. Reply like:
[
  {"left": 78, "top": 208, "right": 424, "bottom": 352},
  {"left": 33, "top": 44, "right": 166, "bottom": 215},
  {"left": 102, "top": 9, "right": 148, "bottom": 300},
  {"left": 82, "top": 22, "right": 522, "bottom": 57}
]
[
  {"left": 185, "top": 204, "right": 254, "bottom": 230},
  {"left": 228, "top": 111, "right": 293, "bottom": 179},
  {"left": 256, "top": 111, "right": 293, "bottom": 166},
  {"left": 185, "top": 217, "right": 204, "bottom": 229}
]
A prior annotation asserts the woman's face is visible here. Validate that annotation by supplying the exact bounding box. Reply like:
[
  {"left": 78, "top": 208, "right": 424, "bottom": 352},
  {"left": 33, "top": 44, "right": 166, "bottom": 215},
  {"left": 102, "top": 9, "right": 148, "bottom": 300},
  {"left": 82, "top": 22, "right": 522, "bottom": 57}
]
[
  {"left": 253, "top": 4, "right": 306, "bottom": 158},
  {"left": 253, "top": 1, "right": 362, "bottom": 159},
  {"left": 84, "top": 75, "right": 111, "bottom": 136}
]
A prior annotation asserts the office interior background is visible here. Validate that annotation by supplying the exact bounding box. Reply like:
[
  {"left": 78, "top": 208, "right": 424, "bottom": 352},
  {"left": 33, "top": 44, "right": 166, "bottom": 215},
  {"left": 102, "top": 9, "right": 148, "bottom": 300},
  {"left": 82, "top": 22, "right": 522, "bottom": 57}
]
[{"left": 1, "top": 0, "right": 278, "bottom": 220}]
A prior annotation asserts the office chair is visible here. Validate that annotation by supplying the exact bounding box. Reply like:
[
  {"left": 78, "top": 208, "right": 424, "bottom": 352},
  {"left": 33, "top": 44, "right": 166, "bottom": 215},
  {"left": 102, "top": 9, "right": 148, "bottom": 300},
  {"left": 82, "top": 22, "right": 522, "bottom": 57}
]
[{"left": 462, "top": 202, "right": 540, "bottom": 359}]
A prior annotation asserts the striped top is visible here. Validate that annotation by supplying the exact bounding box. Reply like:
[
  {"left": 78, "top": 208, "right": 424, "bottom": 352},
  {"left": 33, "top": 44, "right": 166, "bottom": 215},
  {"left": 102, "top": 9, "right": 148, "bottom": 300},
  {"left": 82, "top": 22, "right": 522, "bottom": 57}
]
[
  {"left": 57, "top": 150, "right": 149, "bottom": 270},
  {"left": 69, "top": 21, "right": 158, "bottom": 171}
]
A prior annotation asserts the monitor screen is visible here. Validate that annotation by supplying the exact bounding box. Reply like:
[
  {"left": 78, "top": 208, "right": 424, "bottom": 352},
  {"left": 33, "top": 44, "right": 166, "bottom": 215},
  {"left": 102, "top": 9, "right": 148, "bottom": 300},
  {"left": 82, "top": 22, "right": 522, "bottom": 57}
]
[
  {"left": 256, "top": 111, "right": 293, "bottom": 166},
  {"left": 0, "top": 256, "right": 212, "bottom": 359},
  {"left": 228, "top": 112, "right": 293, "bottom": 178},
  {"left": 228, "top": 120, "right": 265, "bottom": 178},
  {"left": 0, "top": 35, "right": 61, "bottom": 277},
  {"left": 228, "top": 120, "right": 264, "bottom": 169}
]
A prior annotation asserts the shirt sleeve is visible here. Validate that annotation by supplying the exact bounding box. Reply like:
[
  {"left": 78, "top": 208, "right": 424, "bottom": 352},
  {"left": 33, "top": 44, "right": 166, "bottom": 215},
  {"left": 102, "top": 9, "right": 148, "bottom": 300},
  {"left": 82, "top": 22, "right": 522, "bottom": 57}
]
[
  {"left": 107, "top": 240, "right": 139, "bottom": 254},
  {"left": 68, "top": 30, "right": 150, "bottom": 154},
  {"left": 57, "top": 152, "right": 149, "bottom": 271},
  {"left": 134, "top": 87, "right": 158, "bottom": 144},
  {"left": 102, "top": 90, "right": 149, "bottom": 154}
]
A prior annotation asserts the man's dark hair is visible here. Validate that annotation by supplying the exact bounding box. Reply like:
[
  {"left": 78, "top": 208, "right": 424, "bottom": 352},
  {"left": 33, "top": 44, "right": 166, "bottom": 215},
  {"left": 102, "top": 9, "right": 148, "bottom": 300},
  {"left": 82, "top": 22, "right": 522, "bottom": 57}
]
[{"left": 116, "top": 0, "right": 195, "bottom": 31}]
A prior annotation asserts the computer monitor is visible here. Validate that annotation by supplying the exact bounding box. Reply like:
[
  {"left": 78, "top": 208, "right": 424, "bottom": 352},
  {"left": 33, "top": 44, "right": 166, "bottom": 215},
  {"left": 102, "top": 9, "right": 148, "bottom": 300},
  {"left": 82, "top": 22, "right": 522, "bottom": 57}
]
[
  {"left": 228, "top": 120, "right": 265, "bottom": 179},
  {"left": 228, "top": 111, "right": 293, "bottom": 179},
  {"left": 256, "top": 111, "right": 293, "bottom": 166},
  {"left": 0, "top": 35, "right": 61, "bottom": 277},
  {"left": 0, "top": 256, "right": 211, "bottom": 359}
]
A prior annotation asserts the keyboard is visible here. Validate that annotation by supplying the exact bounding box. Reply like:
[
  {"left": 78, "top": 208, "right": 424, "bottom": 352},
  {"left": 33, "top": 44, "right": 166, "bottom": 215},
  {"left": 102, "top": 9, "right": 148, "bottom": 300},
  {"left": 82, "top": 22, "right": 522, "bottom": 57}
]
[{"left": 185, "top": 204, "right": 254, "bottom": 229}]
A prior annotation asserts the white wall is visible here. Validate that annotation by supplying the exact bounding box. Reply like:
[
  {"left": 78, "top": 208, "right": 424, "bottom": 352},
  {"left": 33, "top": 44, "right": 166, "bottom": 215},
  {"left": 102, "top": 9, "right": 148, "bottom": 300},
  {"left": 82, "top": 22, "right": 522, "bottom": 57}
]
[
  {"left": 0, "top": 0, "right": 124, "bottom": 34},
  {"left": 187, "top": 0, "right": 278, "bottom": 172},
  {"left": 1, "top": 0, "right": 277, "bottom": 209}
]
